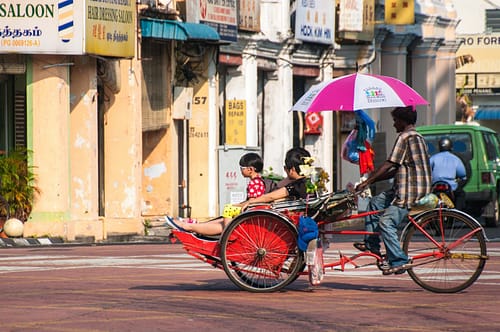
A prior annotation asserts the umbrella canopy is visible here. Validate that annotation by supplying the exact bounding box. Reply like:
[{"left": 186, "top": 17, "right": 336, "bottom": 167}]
[{"left": 292, "top": 73, "right": 428, "bottom": 112}]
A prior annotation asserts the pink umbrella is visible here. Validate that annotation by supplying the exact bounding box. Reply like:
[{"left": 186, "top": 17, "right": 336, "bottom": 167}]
[{"left": 292, "top": 73, "right": 428, "bottom": 112}]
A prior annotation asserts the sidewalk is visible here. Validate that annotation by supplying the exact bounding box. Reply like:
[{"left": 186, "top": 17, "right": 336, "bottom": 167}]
[
  {"left": 0, "top": 222, "right": 172, "bottom": 248},
  {"left": 0, "top": 234, "right": 171, "bottom": 248},
  {"left": 0, "top": 214, "right": 176, "bottom": 248}
]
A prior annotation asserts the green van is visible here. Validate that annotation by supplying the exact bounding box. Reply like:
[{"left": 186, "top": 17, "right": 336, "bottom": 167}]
[{"left": 416, "top": 123, "right": 500, "bottom": 227}]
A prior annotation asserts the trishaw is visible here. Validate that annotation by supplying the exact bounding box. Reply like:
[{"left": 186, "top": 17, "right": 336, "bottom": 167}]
[{"left": 170, "top": 190, "right": 488, "bottom": 293}]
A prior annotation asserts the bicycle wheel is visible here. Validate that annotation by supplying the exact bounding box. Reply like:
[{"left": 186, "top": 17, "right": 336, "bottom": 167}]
[
  {"left": 220, "top": 210, "right": 304, "bottom": 293},
  {"left": 402, "top": 209, "right": 487, "bottom": 293}
]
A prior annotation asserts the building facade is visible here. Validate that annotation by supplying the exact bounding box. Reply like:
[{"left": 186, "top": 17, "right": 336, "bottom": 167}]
[
  {"left": 215, "top": 0, "right": 459, "bottom": 197},
  {"left": 453, "top": 0, "right": 500, "bottom": 133},
  {"left": 0, "top": 1, "right": 144, "bottom": 240},
  {"left": 0, "top": 0, "right": 460, "bottom": 240}
]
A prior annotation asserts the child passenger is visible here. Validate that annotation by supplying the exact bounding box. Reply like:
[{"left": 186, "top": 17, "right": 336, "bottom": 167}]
[
  {"left": 165, "top": 152, "right": 266, "bottom": 235},
  {"left": 165, "top": 147, "right": 311, "bottom": 236}
]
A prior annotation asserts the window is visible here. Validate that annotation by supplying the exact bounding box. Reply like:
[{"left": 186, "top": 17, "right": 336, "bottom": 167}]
[
  {"left": 486, "top": 9, "right": 500, "bottom": 32},
  {"left": 422, "top": 133, "right": 473, "bottom": 163},
  {"left": 482, "top": 132, "right": 499, "bottom": 161}
]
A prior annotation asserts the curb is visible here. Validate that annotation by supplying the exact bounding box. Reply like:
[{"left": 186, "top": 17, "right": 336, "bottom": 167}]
[
  {"left": 0, "top": 237, "right": 65, "bottom": 247},
  {"left": 0, "top": 234, "right": 172, "bottom": 248}
]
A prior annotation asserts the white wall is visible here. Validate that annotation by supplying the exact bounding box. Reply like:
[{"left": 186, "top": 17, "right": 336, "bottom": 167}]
[{"left": 259, "top": 0, "right": 290, "bottom": 41}]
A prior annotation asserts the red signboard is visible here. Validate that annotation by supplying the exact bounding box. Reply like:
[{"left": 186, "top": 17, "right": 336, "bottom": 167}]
[{"left": 304, "top": 112, "right": 323, "bottom": 135}]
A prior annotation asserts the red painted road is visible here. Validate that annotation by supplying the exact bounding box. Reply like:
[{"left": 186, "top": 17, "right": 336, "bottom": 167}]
[{"left": 0, "top": 242, "right": 499, "bottom": 331}]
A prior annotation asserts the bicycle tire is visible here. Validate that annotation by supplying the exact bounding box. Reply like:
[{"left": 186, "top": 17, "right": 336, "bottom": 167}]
[
  {"left": 220, "top": 210, "right": 304, "bottom": 293},
  {"left": 402, "top": 209, "right": 487, "bottom": 293}
]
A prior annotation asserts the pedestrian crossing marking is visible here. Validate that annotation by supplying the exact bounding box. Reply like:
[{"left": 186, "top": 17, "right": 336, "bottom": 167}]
[{"left": 0, "top": 250, "right": 498, "bottom": 284}]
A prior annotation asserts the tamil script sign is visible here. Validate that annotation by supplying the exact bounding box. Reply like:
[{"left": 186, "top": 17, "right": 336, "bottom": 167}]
[
  {"left": 0, "top": 0, "right": 135, "bottom": 57},
  {"left": 0, "top": 1, "right": 84, "bottom": 54},
  {"left": 85, "top": 0, "right": 135, "bottom": 57}
]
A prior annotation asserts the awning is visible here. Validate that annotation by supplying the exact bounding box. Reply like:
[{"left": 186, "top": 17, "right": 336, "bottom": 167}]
[
  {"left": 140, "top": 18, "right": 220, "bottom": 42},
  {"left": 475, "top": 106, "right": 500, "bottom": 120}
]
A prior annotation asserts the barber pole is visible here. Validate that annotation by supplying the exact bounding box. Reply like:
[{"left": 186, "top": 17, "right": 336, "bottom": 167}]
[{"left": 58, "top": 0, "right": 74, "bottom": 43}]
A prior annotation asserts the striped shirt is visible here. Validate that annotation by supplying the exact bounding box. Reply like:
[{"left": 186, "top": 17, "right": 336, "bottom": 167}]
[{"left": 388, "top": 127, "right": 432, "bottom": 208}]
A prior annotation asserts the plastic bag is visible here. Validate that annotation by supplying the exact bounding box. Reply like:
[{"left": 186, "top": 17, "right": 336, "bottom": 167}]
[
  {"left": 222, "top": 204, "right": 242, "bottom": 218},
  {"left": 341, "top": 129, "right": 360, "bottom": 164},
  {"left": 297, "top": 216, "right": 319, "bottom": 251},
  {"left": 355, "top": 110, "right": 376, "bottom": 143}
]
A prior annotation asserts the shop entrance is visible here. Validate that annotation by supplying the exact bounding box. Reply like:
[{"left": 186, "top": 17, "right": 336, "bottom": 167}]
[{"left": 0, "top": 74, "right": 26, "bottom": 154}]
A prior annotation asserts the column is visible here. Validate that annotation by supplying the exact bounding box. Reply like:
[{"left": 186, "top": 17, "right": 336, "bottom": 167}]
[
  {"left": 104, "top": 58, "right": 143, "bottom": 234},
  {"left": 242, "top": 42, "right": 258, "bottom": 147},
  {"left": 26, "top": 55, "right": 72, "bottom": 237},
  {"left": 410, "top": 39, "right": 441, "bottom": 125},
  {"left": 69, "top": 56, "right": 100, "bottom": 238},
  {"left": 262, "top": 44, "right": 294, "bottom": 177},
  {"left": 312, "top": 48, "right": 335, "bottom": 192},
  {"left": 435, "top": 41, "right": 460, "bottom": 124},
  {"left": 380, "top": 34, "right": 417, "bottom": 148},
  {"left": 207, "top": 47, "right": 219, "bottom": 217}
]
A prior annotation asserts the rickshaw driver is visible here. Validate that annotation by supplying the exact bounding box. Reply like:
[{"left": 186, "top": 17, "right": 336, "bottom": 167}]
[{"left": 354, "top": 106, "right": 432, "bottom": 275}]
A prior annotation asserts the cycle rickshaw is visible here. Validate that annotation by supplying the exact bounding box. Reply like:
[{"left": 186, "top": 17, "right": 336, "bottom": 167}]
[
  {"left": 169, "top": 72, "right": 490, "bottom": 293},
  {"left": 170, "top": 190, "right": 488, "bottom": 293}
]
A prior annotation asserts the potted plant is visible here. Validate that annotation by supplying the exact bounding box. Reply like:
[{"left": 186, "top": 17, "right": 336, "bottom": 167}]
[{"left": 0, "top": 148, "right": 39, "bottom": 223}]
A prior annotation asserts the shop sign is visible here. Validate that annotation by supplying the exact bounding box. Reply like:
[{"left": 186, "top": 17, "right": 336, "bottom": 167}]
[
  {"left": 337, "top": 0, "right": 374, "bottom": 42},
  {"left": 0, "top": 0, "right": 135, "bottom": 57},
  {"left": 384, "top": 0, "right": 415, "bottom": 25},
  {"left": 85, "top": 0, "right": 135, "bottom": 57},
  {"left": 457, "top": 33, "right": 500, "bottom": 74},
  {"left": 0, "top": 1, "right": 84, "bottom": 54},
  {"left": 238, "top": 0, "right": 260, "bottom": 32},
  {"left": 459, "top": 34, "right": 500, "bottom": 47},
  {"left": 295, "top": 0, "right": 335, "bottom": 45},
  {"left": 456, "top": 33, "right": 500, "bottom": 91},
  {"left": 200, "top": 0, "right": 237, "bottom": 42},
  {"left": 225, "top": 99, "right": 246, "bottom": 145},
  {"left": 339, "top": 0, "right": 364, "bottom": 32},
  {"left": 304, "top": 112, "right": 323, "bottom": 135},
  {"left": 458, "top": 88, "right": 500, "bottom": 95}
]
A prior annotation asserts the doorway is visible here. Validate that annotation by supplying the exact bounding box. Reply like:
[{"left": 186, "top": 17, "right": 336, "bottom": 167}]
[{"left": 0, "top": 74, "right": 26, "bottom": 153}]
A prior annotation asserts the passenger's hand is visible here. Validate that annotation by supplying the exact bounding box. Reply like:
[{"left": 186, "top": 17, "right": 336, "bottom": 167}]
[
  {"left": 241, "top": 202, "right": 250, "bottom": 212},
  {"left": 355, "top": 181, "right": 368, "bottom": 192}
]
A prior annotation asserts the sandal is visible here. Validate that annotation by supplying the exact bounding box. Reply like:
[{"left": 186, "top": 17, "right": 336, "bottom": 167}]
[
  {"left": 164, "top": 216, "right": 187, "bottom": 232},
  {"left": 353, "top": 241, "right": 381, "bottom": 257}
]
